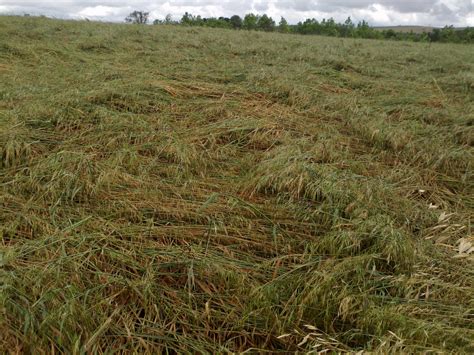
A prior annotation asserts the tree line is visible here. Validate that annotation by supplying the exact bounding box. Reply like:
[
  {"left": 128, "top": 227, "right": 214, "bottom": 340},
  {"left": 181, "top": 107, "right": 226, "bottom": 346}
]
[{"left": 125, "top": 11, "right": 474, "bottom": 44}]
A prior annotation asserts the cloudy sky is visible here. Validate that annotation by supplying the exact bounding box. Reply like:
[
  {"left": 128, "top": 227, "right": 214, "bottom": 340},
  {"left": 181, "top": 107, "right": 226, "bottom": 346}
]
[{"left": 0, "top": 1, "right": 473, "bottom": 27}]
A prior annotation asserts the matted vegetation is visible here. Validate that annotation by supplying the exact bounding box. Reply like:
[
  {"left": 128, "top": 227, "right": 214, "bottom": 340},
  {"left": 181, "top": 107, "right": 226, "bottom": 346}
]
[{"left": 0, "top": 16, "right": 473, "bottom": 353}]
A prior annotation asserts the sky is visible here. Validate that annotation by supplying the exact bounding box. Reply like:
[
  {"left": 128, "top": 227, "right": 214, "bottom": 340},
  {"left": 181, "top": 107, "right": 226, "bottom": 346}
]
[{"left": 0, "top": 1, "right": 473, "bottom": 27}]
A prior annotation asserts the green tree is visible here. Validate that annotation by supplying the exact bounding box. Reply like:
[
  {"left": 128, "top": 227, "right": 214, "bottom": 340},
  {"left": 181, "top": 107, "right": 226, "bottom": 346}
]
[
  {"left": 278, "top": 17, "right": 290, "bottom": 33},
  {"left": 439, "top": 25, "right": 458, "bottom": 43},
  {"left": 355, "top": 20, "right": 371, "bottom": 37},
  {"left": 257, "top": 14, "right": 275, "bottom": 32},
  {"left": 203, "top": 17, "right": 231, "bottom": 28},
  {"left": 295, "top": 18, "right": 320, "bottom": 35},
  {"left": 164, "top": 14, "right": 174, "bottom": 24},
  {"left": 428, "top": 28, "right": 441, "bottom": 42},
  {"left": 243, "top": 13, "right": 259, "bottom": 30},
  {"left": 321, "top": 18, "right": 338, "bottom": 36},
  {"left": 181, "top": 12, "right": 194, "bottom": 26},
  {"left": 125, "top": 11, "right": 149, "bottom": 24},
  {"left": 341, "top": 17, "right": 355, "bottom": 37},
  {"left": 230, "top": 15, "right": 243, "bottom": 29},
  {"left": 384, "top": 29, "right": 397, "bottom": 39}
]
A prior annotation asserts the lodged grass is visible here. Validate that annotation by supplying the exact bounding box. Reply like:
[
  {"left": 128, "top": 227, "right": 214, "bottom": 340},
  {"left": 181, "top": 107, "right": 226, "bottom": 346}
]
[{"left": 0, "top": 15, "right": 473, "bottom": 353}]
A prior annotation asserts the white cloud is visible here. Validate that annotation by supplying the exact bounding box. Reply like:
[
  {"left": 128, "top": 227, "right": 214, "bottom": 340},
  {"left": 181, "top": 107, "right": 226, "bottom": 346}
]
[
  {"left": 0, "top": 0, "right": 472, "bottom": 26},
  {"left": 78, "top": 5, "right": 126, "bottom": 18}
]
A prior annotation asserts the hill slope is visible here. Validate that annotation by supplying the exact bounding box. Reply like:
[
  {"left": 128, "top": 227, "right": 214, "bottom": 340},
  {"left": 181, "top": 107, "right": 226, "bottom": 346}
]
[{"left": 1, "top": 16, "right": 473, "bottom": 353}]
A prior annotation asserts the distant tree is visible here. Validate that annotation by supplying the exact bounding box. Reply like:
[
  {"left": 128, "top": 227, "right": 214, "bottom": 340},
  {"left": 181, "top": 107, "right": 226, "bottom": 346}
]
[
  {"left": 428, "top": 28, "right": 441, "bottom": 42},
  {"left": 384, "top": 29, "right": 397, "bottom": 39},
  {"left": 278, "top": 17, "right": 290, "bottom": 33},
  {"left": 321, "top": 18, "right": 338, "bottom": 36},
  {"left": 439, "top": 25, "right": 458, "bottom": 43},
  {"left": 457, "top": 27, "right": 474, "bottom": 43},
  {"left": 125, "top": 11, "right": 149, "bottom": 24},
  {"left": 181, "top": 12, "right": 194, "bottom": 26},
  {"left": 180, "top": 12, "right": 204, "bottom": 26},
  {"left": 164, "top": 14, "right": 174, "bottom": 24},
  {"left": 355, "top": 20, "right": 371, "bottom": 37},
  {"left": 230, "top": 15, "right": 243, "bottom": 29},
  {"left": 195, "top": 15, "right": 204, "bottom": 26},
  {"left": 243, "top": 13, "right": 259, "bottom": 30},
  {"left": 341, "top": 17, "right": 355, "bottom": 37},
  {"left": 203, "top": 17, "right": 231, "bottom": 28},
  {"left": 153, "top": 15, "right": 174, "bottom": 25},
  {"left": 295, "top": 18, "right": 320, "bottom": 35},
  {"left": 257, "top": 14, "right": 275, "bottom": 32}
]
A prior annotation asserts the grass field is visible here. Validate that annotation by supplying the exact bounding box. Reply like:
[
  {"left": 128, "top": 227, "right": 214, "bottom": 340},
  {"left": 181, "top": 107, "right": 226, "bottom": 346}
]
[
  {"left": 373, "top": 26, "right": 436, "bottom": 33},
  {"left": 1, "top": 16, "right": 473, "bottom": 353}
]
